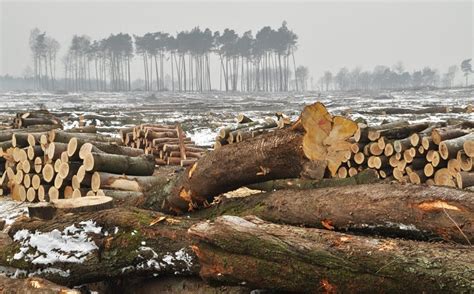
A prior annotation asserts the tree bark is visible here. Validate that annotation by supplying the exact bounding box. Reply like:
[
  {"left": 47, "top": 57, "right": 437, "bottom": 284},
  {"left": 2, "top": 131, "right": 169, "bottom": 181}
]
[
  {"left": 165, "top": 128, "right": 307, "bottom": 213},
  {"left": 189, "top": 215, "right": 473, "bottom": 293},
  {"left": 194, "top": 182, "right": 474, "bottom": 244},
  {"left": 1, "top": 207, "right": 199, "bottom": 286},
  {"left": 83, "top": 152, "right": 155, "bottom": 176}
]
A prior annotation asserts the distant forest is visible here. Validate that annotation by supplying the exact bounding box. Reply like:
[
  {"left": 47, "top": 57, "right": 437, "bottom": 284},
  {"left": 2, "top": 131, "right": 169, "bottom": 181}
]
[
  {"left": 2, "top": 22, "right": 311, "bottom": 92},
  {"left": 316, "top": 59, "right": 472, "bottom": 92},
  {"left": 0, "top": 23, "right": 471, "bottom": 93}
]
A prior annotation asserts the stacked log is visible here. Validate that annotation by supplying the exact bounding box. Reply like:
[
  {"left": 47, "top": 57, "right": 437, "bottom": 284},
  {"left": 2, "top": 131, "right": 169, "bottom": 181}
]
[
  {"left": 348, "top": 120, "right": 473, "bottom": 189},
  {"left": 214, "top": 112, "right": 292, "bottom": 149},
  {"left": 12, "top": 110, "right": 62, "bottom": 130},
  {"left": 120, "top": 124, "right": 205, "bottom": 167},
  {"left": 1, "top": 127, "right": 156, "bottom": 202}
]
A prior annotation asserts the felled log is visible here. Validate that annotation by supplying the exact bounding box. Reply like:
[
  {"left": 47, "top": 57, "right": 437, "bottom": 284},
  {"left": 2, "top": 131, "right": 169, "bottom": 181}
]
[
  {"left": 1, "top": 207, "right": 199, "bottom": 286},
  {"left": 246, "top": 169, "right": 379, "bottom": 191},
  {"left": 439, "top": 133, "right": 474, "bottom": 160},
  {"left": 199, "top": 183, "right": 474, "bottom": 244},
  {"left": 83, "top": 171, "right": 166, "bottom": 192},
  {"left": 165, "top": 128, "right": 307, "bottom": 213},
  {"left": 83, "top": 152, "right": 155, "bottom": 176},
  {"left": 50, "top": 130, "right": 122, "bottom": 145},
  {"left": 189, "top": 215, "right": 473, "bottom": 293}
]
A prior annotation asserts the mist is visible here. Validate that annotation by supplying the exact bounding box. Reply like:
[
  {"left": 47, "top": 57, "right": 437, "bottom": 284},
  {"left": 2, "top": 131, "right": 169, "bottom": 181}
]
[{"left": 1, "top": 1, "right": 472, "bottom": 91}]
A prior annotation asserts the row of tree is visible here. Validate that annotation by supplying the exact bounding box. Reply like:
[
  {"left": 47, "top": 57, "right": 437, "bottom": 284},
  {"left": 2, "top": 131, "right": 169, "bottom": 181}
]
[
  {"left": 317, "top": 60, "right": 472, "bottom": 91},
  {"left": 28, "top": 22, "right": 306, "bottom": 92}
]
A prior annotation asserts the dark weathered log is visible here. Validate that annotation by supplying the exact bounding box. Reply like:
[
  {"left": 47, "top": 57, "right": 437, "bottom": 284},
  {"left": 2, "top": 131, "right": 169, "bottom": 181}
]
[
  {"left": 1, "top": 207, "right": 199, "bottom": 286},
  {"left": 83, "top": 152, "right": 155, "bottom": 176},
  {"left": 165, "top": 128, "right": 307, "bottom": 213},
  {"left": 375, "top": 122, "right": 430, "bottom": 140},
  {"left": 246, "top": 169, "right": 379, "bottom": 191},
  {"left": 50, "top": 130, "right": 122, "bottom": 145},
  {"left": 189, "top": 215, "right": 473, "bottom": 293}
]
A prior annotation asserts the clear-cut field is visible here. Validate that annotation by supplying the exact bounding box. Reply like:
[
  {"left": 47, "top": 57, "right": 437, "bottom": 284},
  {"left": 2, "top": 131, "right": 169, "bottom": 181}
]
[{"left": 0, "top": 87, "right": 471, "bottom": 146}]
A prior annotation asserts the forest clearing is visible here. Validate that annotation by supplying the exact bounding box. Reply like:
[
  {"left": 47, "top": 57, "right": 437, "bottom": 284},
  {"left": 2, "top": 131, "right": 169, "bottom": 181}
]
[{"left": 0, "top": 88, "right": 472, "bottom": 292}]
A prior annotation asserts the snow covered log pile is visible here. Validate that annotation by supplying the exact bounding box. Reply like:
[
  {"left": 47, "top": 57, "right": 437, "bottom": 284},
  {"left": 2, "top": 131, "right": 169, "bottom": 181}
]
[
  {"left": 214, "top": 112, "right": 291, "bottom": 148},
  {"left": 120, "top": 124, "right": 206, "bottom": 167},
  {"left": 351, "top": 119, "right": 473, "bottom": 188}
]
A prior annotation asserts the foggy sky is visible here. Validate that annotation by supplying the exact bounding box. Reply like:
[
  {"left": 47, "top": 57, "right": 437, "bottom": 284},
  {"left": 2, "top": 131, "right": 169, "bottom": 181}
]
[{"left": 1, "top": 0, "right": 472, "bottom": 84}]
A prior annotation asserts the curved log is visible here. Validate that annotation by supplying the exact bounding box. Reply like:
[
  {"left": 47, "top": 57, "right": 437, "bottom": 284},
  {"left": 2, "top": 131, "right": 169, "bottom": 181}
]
[{"left": 165, "top": 128, "right": 307, "bottom": 213}]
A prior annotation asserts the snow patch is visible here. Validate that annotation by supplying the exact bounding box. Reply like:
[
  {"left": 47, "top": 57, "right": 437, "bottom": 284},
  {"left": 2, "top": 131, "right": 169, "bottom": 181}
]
[{"left": 12, "top": 220, "right": 103, "bottom": 264}]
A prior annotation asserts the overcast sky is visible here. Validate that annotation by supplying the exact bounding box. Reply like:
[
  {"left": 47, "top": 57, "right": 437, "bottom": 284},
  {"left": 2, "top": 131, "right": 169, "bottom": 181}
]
[{"left": 0, "top": 0, "right": 472, "bottom": 83}]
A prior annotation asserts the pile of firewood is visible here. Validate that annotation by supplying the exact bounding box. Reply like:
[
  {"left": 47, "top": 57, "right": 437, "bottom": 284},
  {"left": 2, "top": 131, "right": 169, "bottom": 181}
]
[
  {"left": 343, "top": 120, "right": 473, "bottom": 189},
  {"left": 120, "top": 124, "right": 205, "bottom": 167},
  {"left": 214, "top": 113, "right": 291, "bottom": 148},
  {"left": 1, "top": 126, "right": 157, "bottom": 202}
]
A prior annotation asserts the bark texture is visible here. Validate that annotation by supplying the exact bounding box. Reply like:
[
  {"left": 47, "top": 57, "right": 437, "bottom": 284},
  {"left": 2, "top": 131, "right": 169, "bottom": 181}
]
[{"left": 189, "top": 215, "right": 473, "bottom": 293}]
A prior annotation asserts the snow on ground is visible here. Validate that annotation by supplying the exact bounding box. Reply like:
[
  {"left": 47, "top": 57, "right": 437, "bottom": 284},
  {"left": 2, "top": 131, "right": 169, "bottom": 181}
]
[
  {"left": 0, "top": 88, "right": 472, "bottom": 147},
  {"left": 0, "top": 198, "right": 29, "bottom": 232}
]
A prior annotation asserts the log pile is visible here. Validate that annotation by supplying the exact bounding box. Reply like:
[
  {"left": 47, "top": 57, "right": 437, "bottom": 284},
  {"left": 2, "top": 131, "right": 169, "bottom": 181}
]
[
  {"left": 1, "top": 101, "right": 473, "bottom": 293},
  {"left": 12, "top": 110, "right": 62, "bottom": 130},
  {"left": 349, "top": 120, "right": 473, "bottom": 189},
  {"left": 1, "top": 127, "right": 156, "bottom": 202},
  {"left": 214, "top": 112, "right": 291, "bottom": 149},
  {"left": 120, "top": 124, "right": 206, "bottom": 167}
]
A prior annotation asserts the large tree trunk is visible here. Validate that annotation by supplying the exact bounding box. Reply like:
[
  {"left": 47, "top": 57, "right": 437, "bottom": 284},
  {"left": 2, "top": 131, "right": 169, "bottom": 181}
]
[
  {"left": 1, "top": 207, "right": 199, "bottom": 286},
  {"left": 165, "top": 128, "right": 307, "bottom": 213},
  {"left": 196, "top": 183, "right": 474, "bottom": 244},
  {"left": 189, "top": 215, "right": 473, "bottom": 293}
]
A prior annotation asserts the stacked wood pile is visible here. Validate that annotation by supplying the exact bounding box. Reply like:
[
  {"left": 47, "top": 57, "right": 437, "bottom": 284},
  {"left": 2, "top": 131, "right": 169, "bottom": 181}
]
[
  {"left": 214, "top": 112, "right": 292, "bottom": 149},
  {"left": 1, "top": 126, "right": 156, "bottom": 202},
  {"left": 1, "top": 98, "right": 473, "bottom": 292},
  {"left": 12, "top": 110, "right": 62, "bottom": 130},
  {"left": 120, "top": 124, "right": 206, "bottom": 167},
  {"left": 346, "top": 120, "right": 474, "bottom": 189}
]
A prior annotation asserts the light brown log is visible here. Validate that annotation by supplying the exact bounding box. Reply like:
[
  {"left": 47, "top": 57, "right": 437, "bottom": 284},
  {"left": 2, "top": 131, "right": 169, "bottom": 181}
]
[
  {"left": 421, "top": 136, "right": 434, "bottom": 150},
  {"left": 383, "top": 142, "right": 394, "bottom": 156},
  {"left": 457, "top": 150, "right": 472, "bottom": 171},
  {"left": 53, "top": 174, "right": 63, "bottom": 189},
  {"left": 389, "top": 155, "right": 399, "bottom": 167},
  {"left": 369, "top": 142, "right": 383, "bottom": 155},
  {"left": 408, "top": 169, "right": 427, "bottom": 184},
  {"left": 45, "top": 142, "right": 68, "bottom": 161},
  {"left": 31, "top": 174, "right": 41, "bottom": 190},
  {"left": 42, "top": 163, "right": 54, "bottom": 183},
  {"left": 26, "top": 187, "right": 36, "bottom": 202},
  {"left": 353, "top": 152, "right": 365, "bottom": 164},
  {"left": 50, "top": 130, "right": 122, "bottom": 145},
  {"left": 83, "top": 152, "right": 155, "bottom": 176},
  {"left": 439, "top": 133, "right": 474, "bottom": 160},
  {"left": 23, "top": 174, "right": 31, "bottom": 188},
  {"left": 410, "top": 133, "right": 420, "bottom": 146},
  {"left": 447, "top": 159, "right": 461, "bottom": 176},
  {"left": 337, "top": 166, "right": 347, "bottom": 178},
  {"left": 424, "top": 163, "right": 435, "bottom": 177},
  {"left": 434, "top": 168, "right": 456, "bottom": 187},
  {"left": 237, "top": 113, "right": 253, "bottom": 124},
  {"left": 26, "top": 145, "right": 43, "bottom": 160},
  {"left": 181, "top": 159, "right": 198, "bottom": 167}
]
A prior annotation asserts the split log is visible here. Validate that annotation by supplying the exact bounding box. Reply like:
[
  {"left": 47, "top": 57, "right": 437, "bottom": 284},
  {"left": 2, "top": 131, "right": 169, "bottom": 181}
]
[
  {"left": 83, "top": 152, "right": 155, "bottom": 176},
  {"left": 82, "top": 171, "right": 166, "bottom": 192},
  {"left": 189, "top": 215, "right": 473, "bottom": 293}
]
